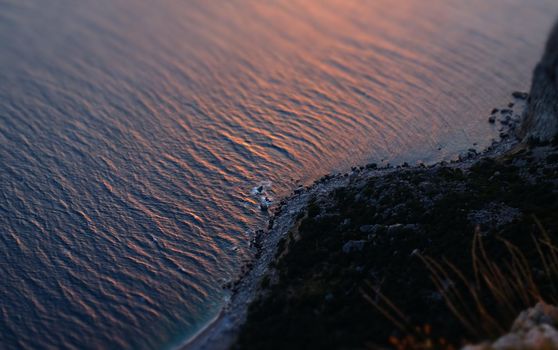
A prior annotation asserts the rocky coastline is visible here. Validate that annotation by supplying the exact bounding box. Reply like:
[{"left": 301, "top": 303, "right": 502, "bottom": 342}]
[{"left": 184, "top": 21, "right": 558, "bottom": 350}]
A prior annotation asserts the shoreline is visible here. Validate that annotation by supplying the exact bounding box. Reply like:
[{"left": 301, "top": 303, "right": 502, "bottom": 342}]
[
  {"left": 180, "top": 96, "right": 529, "bottom": 350},
  {"left": 183, "top": 21, "right": 558, "bottom": 347}
]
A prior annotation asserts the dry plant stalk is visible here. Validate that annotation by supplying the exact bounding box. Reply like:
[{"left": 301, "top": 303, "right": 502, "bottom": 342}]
[{"left": 363, "top": 216, "right": 557, "bottom": 347}]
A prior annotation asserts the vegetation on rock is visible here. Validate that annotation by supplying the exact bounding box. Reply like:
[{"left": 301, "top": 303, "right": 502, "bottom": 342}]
[{"left": 234, "top": 143, "right": 558, "bottom": 349}]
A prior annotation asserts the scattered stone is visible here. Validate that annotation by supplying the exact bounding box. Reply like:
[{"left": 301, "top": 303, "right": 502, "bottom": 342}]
[
  {"left": 489, "top": 116, "right": 496, "bottom": 124},
  {"left": 467, "top": 202, "right": 520, "bottom": 229},
  {"left": 491, "top": 108, "right": 499, "bottom": 115}
]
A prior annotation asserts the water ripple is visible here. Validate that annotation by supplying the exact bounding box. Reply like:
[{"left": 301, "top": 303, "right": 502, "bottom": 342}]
[{"left": 1, "top": 0, "right": 557, "bottom": 348}]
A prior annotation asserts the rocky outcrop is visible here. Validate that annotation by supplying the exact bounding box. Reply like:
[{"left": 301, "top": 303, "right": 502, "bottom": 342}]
[
  {"left": 233, "top": 136, "right": 558, "bottom": 349},
  {"left": 521, "top": 21, "right": 558, "bottom": 142}
]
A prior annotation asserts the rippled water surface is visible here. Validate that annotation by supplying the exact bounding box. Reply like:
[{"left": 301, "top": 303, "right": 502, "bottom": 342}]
[{"left": 1, "top": 0, "right": 557, "bottom": 348}]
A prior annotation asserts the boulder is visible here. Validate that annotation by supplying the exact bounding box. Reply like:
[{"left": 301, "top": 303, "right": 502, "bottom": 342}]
[{"left": 463, "top": 302, "right": 558, "bottom": 350}]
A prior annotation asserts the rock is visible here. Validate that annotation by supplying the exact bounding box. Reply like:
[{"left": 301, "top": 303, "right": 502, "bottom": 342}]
[
  {"left": 491, "top": 108, "right": 500, "bottom": 115},
  {"left": 511, "top": 302, "right": 558, "bottom": 332},
  {"left": 260, "top": 196, "right": 272, "bottom": 211},
  {"left": 489, "top": 116, "right": 496, "bottom": 124},
  {"left": 386, "top": 224, "right": 403, "bottom": 234},
  {"left": 403, "top": 224, "right": 418, "bottom": 231},
  {"left": 520, "top": 21, "right": 558, "bottom": 142},
  {"left": 419, "top": 181, "right": 435, "bottom": 193},
  {"left": 360, "top": 224, "right": 380, "bottom": 233},
  {"left": 467, "top": 202, "right": 520, "bottom": 229},
  {"left": 512, "top": 91, "right": 529, "bottom": 100},
  {"left": 501, "top": 109, "right": 513, "bottom": 115},
  {"left": 462, "top": 302, "right": 558, "bottom": 350},
  {"left": 342, "top": 240, "right": 366, "bottom": 253}
]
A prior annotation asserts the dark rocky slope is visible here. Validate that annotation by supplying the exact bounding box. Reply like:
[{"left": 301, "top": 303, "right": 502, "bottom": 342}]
[
  {"left": 521, "top": 21, "right": 558, "bottom": 142},
  {"left": 233, "top": 145, "right": 558, "bottom": 349},
  {"left": 230, "top": 22, "right": 558, "bottom": 350}
]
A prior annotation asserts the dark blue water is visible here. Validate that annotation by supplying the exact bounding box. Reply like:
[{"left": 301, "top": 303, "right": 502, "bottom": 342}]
[{"left": 1, "top": 0, "right": 557, "bottom": 348}]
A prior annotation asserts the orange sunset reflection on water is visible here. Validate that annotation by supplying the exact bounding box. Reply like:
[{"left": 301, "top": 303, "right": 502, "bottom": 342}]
[{"left": 0, "top": 0, "right": 557, "bottom": 348}]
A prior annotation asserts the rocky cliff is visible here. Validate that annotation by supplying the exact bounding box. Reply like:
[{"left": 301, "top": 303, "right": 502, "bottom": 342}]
[{"left": 521, "top": 21, "right": 558, "bottom": 142}]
